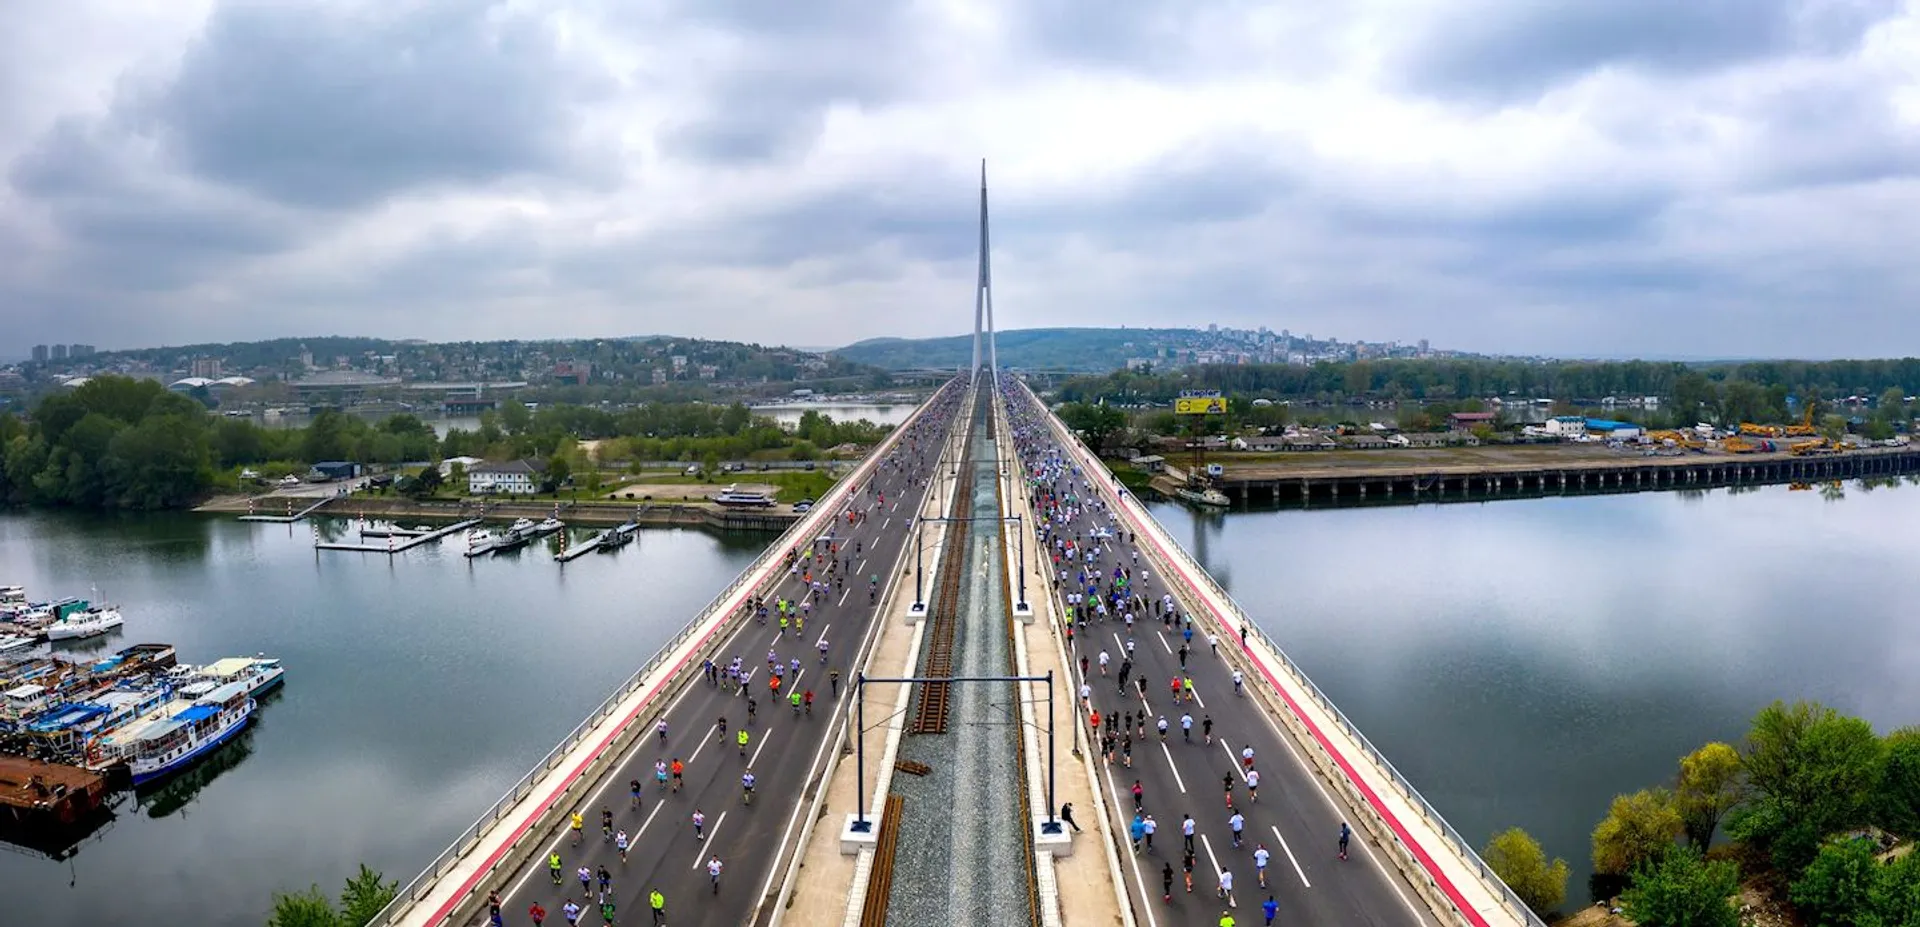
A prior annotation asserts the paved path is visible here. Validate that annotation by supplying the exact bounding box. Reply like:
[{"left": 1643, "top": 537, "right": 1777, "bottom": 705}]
[
  {"left": 1003, "top": 384, "right": 1442, "bottom": 927},
  {"left": 483, "top": 387, "right": 964, "bottom": 927}
]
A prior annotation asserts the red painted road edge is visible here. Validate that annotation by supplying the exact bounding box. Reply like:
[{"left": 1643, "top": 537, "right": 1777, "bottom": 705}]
[
  {"left": 1043, "top": 408, "right": 1496, "bottom": 927},
  {"left": 418, "top": 394, "right": 940, "bottom": 927}
]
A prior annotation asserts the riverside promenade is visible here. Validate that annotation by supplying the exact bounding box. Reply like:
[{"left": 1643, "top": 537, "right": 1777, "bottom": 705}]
[{"left": 1012, "top": 376, "right": 1539, "bottom": 927}]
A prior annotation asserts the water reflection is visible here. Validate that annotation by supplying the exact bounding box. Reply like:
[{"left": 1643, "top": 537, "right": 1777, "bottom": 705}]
[{"left": 0, "top": 510, "right": 768, "bottom": 927}]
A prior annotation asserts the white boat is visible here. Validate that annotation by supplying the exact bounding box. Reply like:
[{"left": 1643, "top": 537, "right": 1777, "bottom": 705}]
[
  {"left": 508, "top": 518, "right": 537, "bottom": 535},
  {"left": 534, "top": 517, "right": 565, "bottom": 535},
  {"left": 714, "top": 485, "right": 777, "bottom": 508},
  {"left": 0, "top": 635, "right": 36, "bottom": 652},
  {"left": 0, "top": 585, "right": 24, "bottom": 607},
  {"left": 465, "top": 529, "right": 504, "bottom": 556},
  {"left": 178, "top": 656, "right": 285, "bottom": 701},
  {"left": 46, "top": 607, "right": 124, "bottom": 641},
  {"left": 89, "top": 680, "right": 255, "bottom": 785},
  {"left": 1173, "top": 486, "right": 1230, "bottom": 508}
]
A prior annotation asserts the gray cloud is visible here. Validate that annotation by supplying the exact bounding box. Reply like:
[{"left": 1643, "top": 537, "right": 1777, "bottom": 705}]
[
  {"left": 2, "top": 0, "right": 1917, "bottom": 358},
  {"left": 1394, "top": 0, "right": 1898, "bottom": 102},
  {"left": 147, "top": 1, "right": 606, "bottom": 208}
]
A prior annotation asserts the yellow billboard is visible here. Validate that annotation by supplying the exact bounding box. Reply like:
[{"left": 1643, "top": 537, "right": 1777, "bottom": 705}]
[{"left": 1174, "top": 396, "right": 1227, "bottom": 415}]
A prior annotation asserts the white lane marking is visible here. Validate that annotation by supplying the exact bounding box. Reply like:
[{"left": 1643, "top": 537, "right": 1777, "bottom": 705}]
[
  {"left": 1158, "top": 740, "right": 1188, "bottom": 794},
  {"left": 1272, "top": 824, "right": 1312, "bottom": 889},
  {"left": 685, "top": 726, "right": 715, "bottom": 766},
  {"left": 814, "top": 624, "right": 832, "bottom": 646},
  {"left": 838, "top": 586, "right": 851, "bottom": 606},
  {"left": 748, "top": 727, "right": 774, "bottom": 767},
  {"left": 1157, "top": 633, "right": 1173, "bottom": 654},
  {"left": 1201, "top": 832, "right": 1224, "bottom": 895},
  {"left": 1221, "top": 739, "right": 1250, "bottom": 782},
  {"left": 1101, "top": 759, "right": 1163, "bottom": 927},
  {"left": 689, "top": 810, "right": 728, "bottom": 868}
]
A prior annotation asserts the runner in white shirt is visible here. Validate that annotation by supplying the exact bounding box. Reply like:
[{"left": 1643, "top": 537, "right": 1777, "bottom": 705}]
[
  {"left": 1246, "top": 768, "right": 1261, "bottom": 802},
  {"left": 707, "top": 855, "right": 724, "bottom": 894},
  {"left": 1254, "top": 844, "right": 1271, "bottom": 887}
]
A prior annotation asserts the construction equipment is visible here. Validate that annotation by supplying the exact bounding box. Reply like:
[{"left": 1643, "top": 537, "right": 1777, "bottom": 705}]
[
  {"left": 1790, "top": 438, "right": 1842, "bottom": 456},
  {"left": 1722, "top": 436, "right": 1760, "bottom": 453},
  {"left": 1785, "top": 404, "right": 1818, "bottom": 437},
  {"left": 1739, "top": 422, "right": 1784, "bottom": 438}
]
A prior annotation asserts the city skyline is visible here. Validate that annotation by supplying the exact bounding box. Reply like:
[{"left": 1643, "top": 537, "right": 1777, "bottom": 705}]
[{"left": 4, "top": 2, "right": 1918, "bottom": 358}]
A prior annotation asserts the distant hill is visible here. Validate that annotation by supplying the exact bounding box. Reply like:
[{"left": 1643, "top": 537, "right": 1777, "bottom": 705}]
[{"left": 834, "top": 327, "right": 1199, "bottom": 371}]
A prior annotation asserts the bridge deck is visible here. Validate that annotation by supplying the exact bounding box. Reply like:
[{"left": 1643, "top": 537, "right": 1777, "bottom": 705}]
[
  {"left": 381, "top": 381, "right": 964, "bottom": 927},
  {"left": 1015, "top": 378, "right": 1536, "bottom": 927}
]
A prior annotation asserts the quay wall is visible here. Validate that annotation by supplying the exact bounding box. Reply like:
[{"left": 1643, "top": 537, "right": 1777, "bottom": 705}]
[{"left": 1206, "top": 447, "right": 1920, "bottom": 507}]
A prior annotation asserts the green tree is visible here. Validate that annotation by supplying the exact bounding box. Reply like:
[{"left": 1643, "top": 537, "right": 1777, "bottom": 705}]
[
  {"left": 1057, "top": 402, "right": 1129, "bottom": 451},
  {"left": 1818, "top": 413, "right": 1848, "bottom": 442},
  {"left": 1593, "top": 788, "right": 1683, "bottom": 876},
  {"left": 543, "top": 455, "right": 571, "bottom": 493},
  {"left": 267, "top": 885, "right": 341, "bottom": 927},
  {"left": 1790, "top": 838, "right": 1880, "bottom": 927},
  {"left": 1483, "top": 827, "right": 1568, "bottom": 917},
  {"left": 447, "top": 461, "right": 467, "bottom": 493},
  {"left": 337, "top": 863, "right": 397, "bottom": 926},
  {"left": 1877, "top": 386, "right": 1907, "bottom": 423},
  {"left": 1620, "top": 847, "right": 1742, "bottom": 927},
  {"left": 1877, "top": 727, "right": 1920, "bottom": 838},
  {"left": 701, "top": 451, "right": 720, "bottom": 482},
  {"left": 303, "top": 409, "right": 353, "bottom": 463},
  {"left": 1676, "top": 742, "right": 1745, "bottom": 851},
  {"left": 1868, "top": 851, "right": 1920, "bottom": 927},
  {"left": 499, "top": 400, "right": 532, "bottom": 435},
  {"left": 1729, "top": 701, "right": 1886, "bottom": 871},
  {"left": 405, "top": 466, "right": 443, "bottom": 499}
]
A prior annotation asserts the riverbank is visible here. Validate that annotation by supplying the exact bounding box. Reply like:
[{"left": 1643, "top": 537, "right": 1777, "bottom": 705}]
[{"left": 193, "top": 495, "right": 801, "bottom": 531}]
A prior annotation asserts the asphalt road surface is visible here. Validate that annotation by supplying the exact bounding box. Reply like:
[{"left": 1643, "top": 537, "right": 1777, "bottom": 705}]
[
  {"left": 487, "top": 381, "right": 966, "bottom": 927},
  {"left": 1002, "top": 381, "right": 1442, "bottom": 927}
]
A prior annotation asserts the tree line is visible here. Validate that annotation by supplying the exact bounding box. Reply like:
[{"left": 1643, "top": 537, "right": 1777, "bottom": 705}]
[
  {"left": 1056, "top": 358, "right": 1920, "bottom": 412},
  {"left": 0, "top": 376, "right": 892, "bottom": 510},
  {"left": 1486, "top": 700, "right": 1920, "bottom": 926}
]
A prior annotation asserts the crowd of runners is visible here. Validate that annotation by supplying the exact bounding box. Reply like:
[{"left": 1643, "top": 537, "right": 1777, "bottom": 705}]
[
  {"left": 483, "top": 384, "right": 964, "bottom": 926},
  {"left": 1002, "top": 378, "right": 1357, "bottom": 927}
]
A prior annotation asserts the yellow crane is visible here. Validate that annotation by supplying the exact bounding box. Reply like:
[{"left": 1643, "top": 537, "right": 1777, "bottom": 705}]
[
  {"left": 1740, "top": 422, "right": 1784, "bottom": 438},
  {"left": 1785, "top": 404, "right": 1818, "bottom": 437},
  {"left": 1723, "top": 435, "right": 1760, "bottom": 453}
]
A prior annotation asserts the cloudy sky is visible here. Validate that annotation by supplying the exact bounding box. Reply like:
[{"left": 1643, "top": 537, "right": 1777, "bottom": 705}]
[{"left": 4, "top": 0, "right": 1918, "bottom": 359}]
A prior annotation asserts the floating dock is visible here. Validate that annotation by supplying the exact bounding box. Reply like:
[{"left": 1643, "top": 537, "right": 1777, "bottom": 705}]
[
  {"left": 358, "top": 525, "right": 431, "bottom": 539},
  {"left": 239, "top": 496, "right": 336, "bottom": 523},
  {"left": 315, "top": 519, "right": 479, "bottom": 554},
  {"left": 554, "top": 524, "right": 637, "bottom": 562}
]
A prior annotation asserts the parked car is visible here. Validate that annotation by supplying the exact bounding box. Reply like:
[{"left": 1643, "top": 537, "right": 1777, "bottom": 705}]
[{"left": 793, "top": 499, "right": 814, "bottom": 512}]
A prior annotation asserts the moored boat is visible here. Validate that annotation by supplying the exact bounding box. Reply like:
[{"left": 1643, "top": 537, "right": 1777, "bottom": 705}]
[
  {"left": 1173, "top": 486, "right": 1230, "bottom": 508},
  {"left": 46, "top": 608, "right": 124, "bottom": 642},
  {"left": 714, "top": 485, "right": 777, "bottom": 508},
  {"left": 88, "top": 681, "right": 255, "bottom": 786},
  {"left": 177, "top": 656, "right": 284, "bottom": 701}
]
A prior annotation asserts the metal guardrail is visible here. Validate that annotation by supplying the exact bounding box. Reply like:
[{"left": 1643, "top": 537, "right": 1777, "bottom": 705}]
[
  {"left": 370, "top": 383, "right": 955, "bottom": 927},
  {"left": 1018, "top": 382, "right": 1546, "bottom": 927}
]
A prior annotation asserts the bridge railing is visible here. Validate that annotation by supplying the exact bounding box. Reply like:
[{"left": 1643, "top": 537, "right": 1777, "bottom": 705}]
[
  {"left": 1015, "top": 381, "right": 1545, "bottom": 927},
  {"left": 371, "top": 380, "right": 959, "bottom": 927}
]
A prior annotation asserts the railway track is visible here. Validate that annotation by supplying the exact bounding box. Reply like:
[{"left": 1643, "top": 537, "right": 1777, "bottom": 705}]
[{"left": 910, "top": 463, "right": 972, "bottom": 735}]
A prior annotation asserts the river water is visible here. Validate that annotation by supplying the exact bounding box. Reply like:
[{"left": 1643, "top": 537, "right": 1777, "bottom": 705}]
[
  {"left": 0, "top": 512, "right": 762, "bottom": 927},
  {"left": 3, "top": 480, "right": 1914, "bottom": 923},
  {"left": 1145, "top": 479, "right": 1920, "bottom": 897}
]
